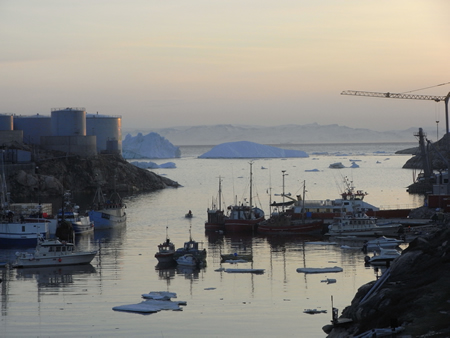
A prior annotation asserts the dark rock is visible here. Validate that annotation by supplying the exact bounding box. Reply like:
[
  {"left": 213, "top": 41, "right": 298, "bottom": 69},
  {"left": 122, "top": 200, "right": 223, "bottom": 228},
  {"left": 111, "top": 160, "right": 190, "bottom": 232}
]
[
  {"left": 6, "top": 154, "right": 180, "bottom": 200},
  {"left": 326, "top": 228, "right": 450, "bottom": 337}
]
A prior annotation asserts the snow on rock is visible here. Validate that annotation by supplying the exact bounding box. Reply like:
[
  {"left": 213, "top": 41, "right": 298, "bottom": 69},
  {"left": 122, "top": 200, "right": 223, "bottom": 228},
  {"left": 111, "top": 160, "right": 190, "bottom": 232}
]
[
  {"left": 198, "top": 141, "right": 308, "bottom": 159},
  {"left": 130, "top": 161, "right": 176, "bottom": 169},
  {"left": 122, "top": 132, "right": 181, "bottom": 159}
]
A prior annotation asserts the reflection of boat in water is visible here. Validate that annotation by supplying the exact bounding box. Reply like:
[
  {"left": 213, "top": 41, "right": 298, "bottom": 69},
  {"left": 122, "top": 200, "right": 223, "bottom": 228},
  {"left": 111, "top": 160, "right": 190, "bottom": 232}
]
[
  {"left": 15, "top": 264, "right": 96, "bottom": 287},
  {"left": 13, "top": 238, "right": 97, "bottom": 268},
  {"left": 88, "top": 186, "right": 126, "bottom": 229}
]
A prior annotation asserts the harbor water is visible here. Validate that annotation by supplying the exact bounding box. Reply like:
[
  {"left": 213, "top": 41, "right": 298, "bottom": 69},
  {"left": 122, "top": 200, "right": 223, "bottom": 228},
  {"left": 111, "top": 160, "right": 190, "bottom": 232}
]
[{"left": 0, "top": 142, "right": 424, "bottom": 337}]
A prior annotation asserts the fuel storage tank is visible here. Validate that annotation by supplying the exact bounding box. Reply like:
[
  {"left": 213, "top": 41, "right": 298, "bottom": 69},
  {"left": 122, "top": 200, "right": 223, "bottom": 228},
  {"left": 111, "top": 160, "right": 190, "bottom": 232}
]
[
  {"left": 0, "top": 114, "right": 13, "bottom": 131},
  {"left": 13, "top": 114, "right": 52, "bottom": 145},
  {"left": 86, "top": 113, "right": 122, "bottom": 155},
  {"left": 51, "top": 107, "right": 86, "bottom": 136}
]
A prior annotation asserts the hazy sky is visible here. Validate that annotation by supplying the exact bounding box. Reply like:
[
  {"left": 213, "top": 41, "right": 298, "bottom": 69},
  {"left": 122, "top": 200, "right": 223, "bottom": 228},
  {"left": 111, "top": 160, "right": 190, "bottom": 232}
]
[{"left": 1, "top": 1, "right": 449, "bottom": 131}]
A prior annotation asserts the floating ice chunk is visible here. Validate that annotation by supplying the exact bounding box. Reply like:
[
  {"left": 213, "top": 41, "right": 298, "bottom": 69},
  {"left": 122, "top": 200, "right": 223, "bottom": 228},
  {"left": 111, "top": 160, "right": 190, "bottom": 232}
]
[
  {"left": 123, "top": 132, "right": 181, "bottom": 159},
  {"left": 350, "top": 162, "right": 360, "bottom": 168},
  {"left": 303, "top": 309, "right": 327, "bottom": 314},
  {"left": 296, "top": 266, "right": 343, "bottom": 274},
  {"left": 130, "top": 161, "right": 176, "bottom": 169},
  {"left": 225, "top": 268, "right": 265, "bottom": 274},
  {"left": 321, "top": 278, "right": 337, "bottom": 284},
  {"left": 305, "top": 169, "right": 320, "bottom": 172},
  {"left": 112, "top": 299, "right": 185, "bottom": 314}
]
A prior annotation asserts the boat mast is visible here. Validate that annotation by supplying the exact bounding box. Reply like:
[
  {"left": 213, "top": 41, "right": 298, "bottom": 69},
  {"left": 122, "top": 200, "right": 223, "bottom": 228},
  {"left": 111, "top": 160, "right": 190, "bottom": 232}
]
[
  {"left": 282, "top": 170, "right": 287, "bottom": 212},
  {"left": 249, "top": 161, "right": 253, "bottom": 209},
  {"left": 218, "top": 176, "right": 222, "bottom": 211}
]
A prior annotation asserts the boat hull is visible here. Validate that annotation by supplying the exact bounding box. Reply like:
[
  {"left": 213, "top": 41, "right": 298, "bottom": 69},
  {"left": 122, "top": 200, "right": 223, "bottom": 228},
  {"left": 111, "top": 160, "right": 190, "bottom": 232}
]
[
  {"left": 155, "top": 253, "right": 175, "bottom": 264},
  {"left": 13, "top": 252, "right": 97, "bottom": 268},
  {"left": 224, "top": 217, "right": 264, "bottom": 233},
  {"left": 258, "top": 220, "right": 324, "bottom": 235},
  {"left": 88, "top": 208, "right": 126, "bottom": 229},
  {"left": 0, "top": 222, "right": 49, "bottom": 247}
]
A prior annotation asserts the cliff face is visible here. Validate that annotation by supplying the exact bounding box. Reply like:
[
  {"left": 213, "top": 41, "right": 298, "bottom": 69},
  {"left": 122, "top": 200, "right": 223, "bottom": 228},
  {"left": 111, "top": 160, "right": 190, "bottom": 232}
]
[
  {"left": 325, "top": 228, "right": 450, "bottom": 337},
  {"left": 7, "top": 154, "right": 180, "bottom": 200}
]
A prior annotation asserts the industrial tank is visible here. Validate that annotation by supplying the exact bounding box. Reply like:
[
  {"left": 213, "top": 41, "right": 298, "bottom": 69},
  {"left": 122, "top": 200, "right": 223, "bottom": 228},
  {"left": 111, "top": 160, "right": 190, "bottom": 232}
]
[
  {"left": 0, "top": 114, "right": 13, "bottom": 131},
  {"left": 86, "top": 113, "right": 122, "bottom": 154},
  {"left": 51, "top": 107, "right": 86, "bottom": 136},
  {"left": 13, "top": 114, "right": 52, "bottom": 145}
]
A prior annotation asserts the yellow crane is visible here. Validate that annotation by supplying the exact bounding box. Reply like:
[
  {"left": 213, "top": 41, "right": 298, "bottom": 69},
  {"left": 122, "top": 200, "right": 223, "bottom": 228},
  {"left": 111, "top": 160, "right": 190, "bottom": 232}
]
[{"left": 341, "top": 90, "right": 450, "bottom": 134}]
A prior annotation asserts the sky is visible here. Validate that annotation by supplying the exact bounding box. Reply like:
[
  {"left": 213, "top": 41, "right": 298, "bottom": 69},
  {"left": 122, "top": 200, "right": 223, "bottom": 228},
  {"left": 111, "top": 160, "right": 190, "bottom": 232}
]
[{"left": 1, "top": 1, "right": 450, "bottom": 132}]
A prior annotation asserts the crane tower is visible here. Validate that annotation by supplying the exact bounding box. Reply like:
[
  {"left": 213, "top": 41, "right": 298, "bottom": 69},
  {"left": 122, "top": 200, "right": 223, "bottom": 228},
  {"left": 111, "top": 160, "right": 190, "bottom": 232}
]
[{"left": 341, "top": 90, "right": 450, "bottom": 134}]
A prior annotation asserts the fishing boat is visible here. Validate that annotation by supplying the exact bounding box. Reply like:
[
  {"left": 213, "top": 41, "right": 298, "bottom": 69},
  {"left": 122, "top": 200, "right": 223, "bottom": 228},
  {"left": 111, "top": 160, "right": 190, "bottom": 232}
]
[
  {"left": 173, "top": 228, "right": 207, "bottom": 263},
  {"left": 185, "top": 210, "right": 193, "bottom": 218},
  {"left": 325, "top": 211, "right": 402, "bottom": 237},
  {"left": 365, "top": 247, "right": 401, "bottom": 265},
  {"left": 0, "top": 159, "right": 50, "bottom": 246},
  {"left": 362, "top": 236, "right": 404, "bottom": 253},
  {"left": 284, "top": 176, "right": 412, "bottom": 221},
  {"left": 205, "top": 176, "right": 228, "bottom": 231},
  {"left": 88, "top": 186, "right": 126, "bottom": 229},
  {"left": 58, "top": 191, "right": 94, "bottom": 235},
  {"left": 13, "top": 237, "right": 97, "bottom": 268},
  {"left": 224, "top": 162, "right": 265, "bottom": 233},
  {"left": 155, "top": 228, "right": 176, "bottom": 264}
]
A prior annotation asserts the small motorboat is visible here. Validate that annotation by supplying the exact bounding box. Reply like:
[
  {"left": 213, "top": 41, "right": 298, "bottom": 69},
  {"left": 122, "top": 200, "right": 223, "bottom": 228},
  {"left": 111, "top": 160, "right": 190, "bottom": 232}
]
[
  {"left": 13, "top": 237, "right": 97, "bottom": 268},
  {"left": 176, "top": 254, "right": 201, "bottom": 267},
  {"left": 185, "top": 210, "right": 193, "bottom": 218},
  {"left": 362, "top": 236, "right": 404, "bottom": 253},
  {"left": 365, "top": 248, "right": 401, "bottom": 265}
]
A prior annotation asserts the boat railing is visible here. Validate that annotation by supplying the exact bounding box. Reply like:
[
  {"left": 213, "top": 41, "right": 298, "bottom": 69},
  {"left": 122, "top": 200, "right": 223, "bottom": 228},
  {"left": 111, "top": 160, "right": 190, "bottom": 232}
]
[{"left": 377, "top": 203, "right": 420, "bottom": 211}]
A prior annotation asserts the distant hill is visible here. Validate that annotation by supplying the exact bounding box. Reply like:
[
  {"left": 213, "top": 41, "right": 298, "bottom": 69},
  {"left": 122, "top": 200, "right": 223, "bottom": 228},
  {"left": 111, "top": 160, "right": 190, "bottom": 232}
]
[{"left": 122, "top": 123, "right": 438, "bottom": 146}]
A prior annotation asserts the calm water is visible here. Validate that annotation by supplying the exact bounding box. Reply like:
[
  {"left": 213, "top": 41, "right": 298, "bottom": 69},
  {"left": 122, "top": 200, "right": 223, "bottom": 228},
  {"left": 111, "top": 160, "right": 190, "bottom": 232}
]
[{"left": 0, "top": 143, "right": 421, "bottom": 337}]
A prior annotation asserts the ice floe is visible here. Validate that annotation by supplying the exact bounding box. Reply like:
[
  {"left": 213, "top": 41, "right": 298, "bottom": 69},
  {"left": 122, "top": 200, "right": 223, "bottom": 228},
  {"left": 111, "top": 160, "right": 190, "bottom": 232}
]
[
  {"left": 296, "top": 266, "right": 343, "bottom": 274},
  {"left": 112, "top": 291, "right": 186, "bottom": 314}
]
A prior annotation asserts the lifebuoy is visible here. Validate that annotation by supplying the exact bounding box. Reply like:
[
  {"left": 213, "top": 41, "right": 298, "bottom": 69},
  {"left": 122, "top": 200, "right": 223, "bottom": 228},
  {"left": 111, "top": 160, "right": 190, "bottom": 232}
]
[{"left": 58, "top": 258, "right": 62, "bottom": 262}]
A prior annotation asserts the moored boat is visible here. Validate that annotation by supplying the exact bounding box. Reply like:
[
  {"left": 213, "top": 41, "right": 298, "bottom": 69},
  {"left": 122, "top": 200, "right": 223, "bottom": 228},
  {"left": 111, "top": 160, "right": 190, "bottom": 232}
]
[
  {"left": 173, "top": 228, "right": 207, "bottom": 263},
  {"left": 13, "top": 237, "right": 97, "bottom": 268},
  {"left": 325, "top": 211, "right": 402, "bottom": 237},
  {"left": 365, "top": 247, "right": 401, "bottom": 265},
  {"left": 58, "top": 191, "right": 94, "bottom": 235},
  {"left": 88, "top": 186, "right": 126, "bottom": 229},
  {"left": 155, "top": 228, "right": 176, "bottom": 264},
  {"left": 176, "top": 254, "right": 204, "bottom": 267},
  {"left": 205, "top": 177, "right": 227, "bottom": 231}
]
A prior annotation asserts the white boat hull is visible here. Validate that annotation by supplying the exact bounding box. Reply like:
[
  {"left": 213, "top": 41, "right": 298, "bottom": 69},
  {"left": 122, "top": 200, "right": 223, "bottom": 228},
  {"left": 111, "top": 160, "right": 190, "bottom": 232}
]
[
  {"left": 88, "top": 208, "right": 126, "bottom": 229},
  {"left": 13, "top": 251, "right": 97, "bottom": 268}
]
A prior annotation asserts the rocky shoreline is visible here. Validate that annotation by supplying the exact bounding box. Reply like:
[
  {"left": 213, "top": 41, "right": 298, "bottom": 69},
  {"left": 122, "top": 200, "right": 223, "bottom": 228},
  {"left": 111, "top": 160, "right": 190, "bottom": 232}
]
[
  {"left": 6, "top": 153, "right": 180, "bottom": 200},
  {"left": 324, "top": 226, "right": 450, "bottom": 337}
]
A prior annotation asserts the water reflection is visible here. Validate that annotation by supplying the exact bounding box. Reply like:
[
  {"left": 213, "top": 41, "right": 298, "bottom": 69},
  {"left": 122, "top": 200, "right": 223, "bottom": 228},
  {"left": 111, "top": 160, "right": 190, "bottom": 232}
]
[{"left": 15, "top": 264, "right": 96, "bottom": 287}]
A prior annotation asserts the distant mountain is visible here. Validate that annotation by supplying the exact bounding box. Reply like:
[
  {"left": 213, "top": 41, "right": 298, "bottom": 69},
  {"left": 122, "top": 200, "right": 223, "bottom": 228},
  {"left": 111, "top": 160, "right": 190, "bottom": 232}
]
[{"left": 122, "top": 123, "right": 438, "bottom": 146}]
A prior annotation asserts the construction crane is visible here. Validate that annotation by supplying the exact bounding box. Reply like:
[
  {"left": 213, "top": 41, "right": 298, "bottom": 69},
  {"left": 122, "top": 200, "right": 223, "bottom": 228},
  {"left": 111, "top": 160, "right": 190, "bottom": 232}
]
[{"left": 341, "top": 90, "right": 450, "bottom": 134}]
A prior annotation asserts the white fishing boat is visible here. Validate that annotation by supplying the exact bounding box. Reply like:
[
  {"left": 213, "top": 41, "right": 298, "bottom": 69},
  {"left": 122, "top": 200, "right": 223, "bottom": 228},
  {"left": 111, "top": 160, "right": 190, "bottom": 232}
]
[
  {"left": 0, "top": 158, "right": 50, "bottom": 246},
  {"left": 58, "top": 191, "right": 94, "bottom": 234},
  {"left": 326, "top": 211, "right": 402, "bottom": 237},
  {"left": 88, "top": 186, "right": 126, "bottom": 229},
  {"left": 13, "top": 237, "right": 97, "bottom": 268}
]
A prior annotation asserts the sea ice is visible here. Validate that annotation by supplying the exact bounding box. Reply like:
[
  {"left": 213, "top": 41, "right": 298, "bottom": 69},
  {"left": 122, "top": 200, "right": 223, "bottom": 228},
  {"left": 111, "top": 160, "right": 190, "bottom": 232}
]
[
  {"left": 130, "top": 161, "right": 176, "bottom": 169},
  {"left": 198, "top": 141, "right": 308, "bottom": 158}
]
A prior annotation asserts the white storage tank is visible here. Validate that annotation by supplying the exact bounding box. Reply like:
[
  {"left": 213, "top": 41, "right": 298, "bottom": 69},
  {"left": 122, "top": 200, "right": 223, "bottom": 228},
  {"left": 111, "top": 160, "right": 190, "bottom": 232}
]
[
  {"left": 51, "top": 107, "right": 86, "bottom": 136},
  {"left": 14, "top": 114, "right": 52, "bottom": 145},
  {"left": 86, "top": 113, "right": 122, "bottom": 154},
  {"left": 0, "top": 114, "right": 13, "bottom": 131}
]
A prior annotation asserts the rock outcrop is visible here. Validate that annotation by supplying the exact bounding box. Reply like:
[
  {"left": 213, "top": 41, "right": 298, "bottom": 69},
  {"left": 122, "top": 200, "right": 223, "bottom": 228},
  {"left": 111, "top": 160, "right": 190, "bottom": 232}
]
[
  {"left": 324, "top": 227, "right": 450, "bottom": 337},
  {"left": 7, "top": 154, "right": 180, "bottom": 200}
]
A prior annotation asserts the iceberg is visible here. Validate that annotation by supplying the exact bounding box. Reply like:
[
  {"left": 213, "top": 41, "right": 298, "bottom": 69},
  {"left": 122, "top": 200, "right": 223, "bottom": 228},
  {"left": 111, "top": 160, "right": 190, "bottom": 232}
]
[
  {"left": 122, "top": 132, "right": 181, "bottom": 159},
  {"left": 198, "top": 141, "right": 308, "bottom": 159}
]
